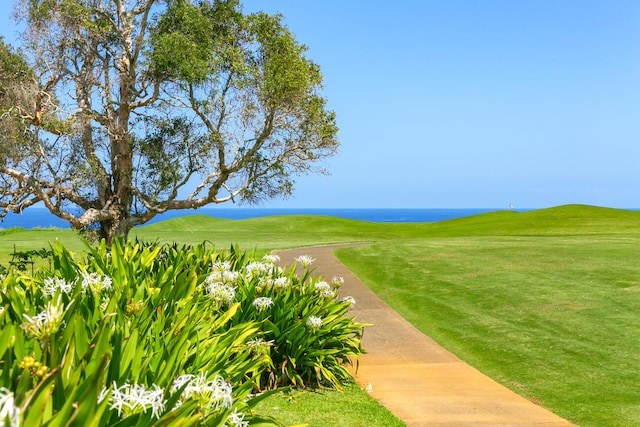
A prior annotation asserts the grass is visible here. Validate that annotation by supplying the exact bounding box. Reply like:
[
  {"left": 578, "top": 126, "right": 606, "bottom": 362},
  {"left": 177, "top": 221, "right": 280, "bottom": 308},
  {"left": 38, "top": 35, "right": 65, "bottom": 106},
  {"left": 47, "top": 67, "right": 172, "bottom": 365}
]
[
  {"left": 253, "top": 383, "right": 405, "bottom": 427},
  {"left": 0, "top": 228, "right": 85, "bottom": 266},
  {"left": 334, "top": 206, "right": 640, "bottom": 427},
  {"left": 2, "top": 204, "right": 640, "bottom": 426}
]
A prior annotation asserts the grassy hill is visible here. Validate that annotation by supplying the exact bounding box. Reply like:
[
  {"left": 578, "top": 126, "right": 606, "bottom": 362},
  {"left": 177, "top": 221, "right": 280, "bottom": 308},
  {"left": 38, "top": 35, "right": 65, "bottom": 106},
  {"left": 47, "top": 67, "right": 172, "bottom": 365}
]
[{"left": 1, "top": 204, "right": 640, "bottom": 426}]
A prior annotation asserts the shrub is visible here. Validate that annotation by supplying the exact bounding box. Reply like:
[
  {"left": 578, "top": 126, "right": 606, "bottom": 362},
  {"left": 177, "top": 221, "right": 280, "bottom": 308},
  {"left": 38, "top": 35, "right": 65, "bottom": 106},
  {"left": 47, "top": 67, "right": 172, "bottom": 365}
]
[{"left": 0, "top": 238, "right": 366, "bottom": 425}]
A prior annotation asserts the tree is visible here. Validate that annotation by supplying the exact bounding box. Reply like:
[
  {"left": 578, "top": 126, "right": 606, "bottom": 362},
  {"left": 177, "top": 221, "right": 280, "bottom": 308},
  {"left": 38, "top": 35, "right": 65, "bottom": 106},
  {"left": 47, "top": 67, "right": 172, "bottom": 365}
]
[{"left": 0, "top": 0, "right": 339, "bottom": 243}]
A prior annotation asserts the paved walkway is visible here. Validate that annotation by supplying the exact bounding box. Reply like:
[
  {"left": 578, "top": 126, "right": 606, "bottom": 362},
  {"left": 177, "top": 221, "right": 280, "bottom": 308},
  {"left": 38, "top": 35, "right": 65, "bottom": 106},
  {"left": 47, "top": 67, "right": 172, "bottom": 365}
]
[{"left": 275, "top": 244, "right": 577, "bottom": 427}]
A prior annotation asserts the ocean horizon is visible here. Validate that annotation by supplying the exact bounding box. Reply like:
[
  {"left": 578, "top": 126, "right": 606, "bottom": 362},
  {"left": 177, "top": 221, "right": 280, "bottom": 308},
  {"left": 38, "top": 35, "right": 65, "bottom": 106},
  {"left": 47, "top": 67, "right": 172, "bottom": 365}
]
[{"left": 0, "top": 207, "right": 517, "bottom": 229}]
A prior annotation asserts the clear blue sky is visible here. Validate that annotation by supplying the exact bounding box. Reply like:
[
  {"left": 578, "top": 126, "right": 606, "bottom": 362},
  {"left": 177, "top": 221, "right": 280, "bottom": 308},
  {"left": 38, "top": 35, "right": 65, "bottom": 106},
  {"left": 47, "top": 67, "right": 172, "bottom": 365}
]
[{"left": 2, "top": 1, "right": 639, "bottom": 209}]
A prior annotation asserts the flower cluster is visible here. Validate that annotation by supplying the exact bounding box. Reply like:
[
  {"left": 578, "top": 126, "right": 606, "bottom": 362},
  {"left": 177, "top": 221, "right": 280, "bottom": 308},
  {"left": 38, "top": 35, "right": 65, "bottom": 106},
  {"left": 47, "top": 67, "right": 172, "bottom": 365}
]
[
  {"left": 246, "top": 337, "right": 274, "bottom": 356},
  {"left": 204, "top": 280, "right": 236, "bottom": 308},
  {"left": 41, "top": 272, "right": 114, "bottom": 299},
  {"left": 313, "top": 281, "right": 334, "bottom": 298},
  {"left": 245, "top": 258, "right": 282, "bottom": 280},
  {"left": 42, "top": 276, "right": 74, "bottom": 297},
  {"left": 294, "top": 255, "right": 315, "bottom": 267},
  {"left": 99, "top": 382, "right": 165, "bottom": 419},
  {"left": 271, "top": 277, "right": 290, "bottom": 291},
  {"left": 207, "top": 269, "right": 240, "bottom": 285},
  {"left": 245, "top": 262, "right": 271, "bottom": 278},
  {"left": 21, "top": 296, "right": 66, "bottom": 340},
  {"left": 305, "top": 316, "right": 323, "bottom": 332},
  {"left": 342, "top": 296, "right": 357, "bottom": 309},
  {"left": 171, "top": 373, "right": 233, "bottom": 413},
  {"left": 227, "top": 408, "right": 249, "bottom": 427},
  {"left": 203, "top": 261, "right": 241, "bottom": 309},
  {"left": 252, "top": 297, "right": 274, "bottom": 312},
  {"left": 19, "top": 356, "right": 49, "bottom": 378},
  {"left": 212, "top": 260, "right": 232, "bottom": 272},
  {"left": 261, "top": 254, "right": 280, "bottom": 264},
  {"left": 0, "top": 387, "right": 20, "bottom": 427},
  {"left": 80, "top": 272, "right": 113, "bottom": 294}
]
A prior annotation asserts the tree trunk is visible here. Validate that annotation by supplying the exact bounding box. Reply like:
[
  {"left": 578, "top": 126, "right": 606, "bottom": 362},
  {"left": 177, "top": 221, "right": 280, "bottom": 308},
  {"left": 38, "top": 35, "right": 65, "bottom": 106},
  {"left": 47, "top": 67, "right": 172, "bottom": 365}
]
[{"left": 99, "top": 215, "right": 130, "bottom": 246}]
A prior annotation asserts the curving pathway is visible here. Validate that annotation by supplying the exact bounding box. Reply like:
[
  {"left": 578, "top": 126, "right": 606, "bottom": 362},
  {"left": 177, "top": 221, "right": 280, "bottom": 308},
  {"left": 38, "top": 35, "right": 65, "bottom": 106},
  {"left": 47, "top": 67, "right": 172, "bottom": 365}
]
[{"left": 275, "top": 243, "right": 577, "bottom": 427}]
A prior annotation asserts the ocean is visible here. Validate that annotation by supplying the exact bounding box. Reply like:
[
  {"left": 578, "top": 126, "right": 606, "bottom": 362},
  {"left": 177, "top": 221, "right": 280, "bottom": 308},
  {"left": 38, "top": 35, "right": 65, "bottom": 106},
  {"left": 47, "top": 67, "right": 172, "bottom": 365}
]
[{"left": 0, "top": 207, "right": 507, "bottom": 230}]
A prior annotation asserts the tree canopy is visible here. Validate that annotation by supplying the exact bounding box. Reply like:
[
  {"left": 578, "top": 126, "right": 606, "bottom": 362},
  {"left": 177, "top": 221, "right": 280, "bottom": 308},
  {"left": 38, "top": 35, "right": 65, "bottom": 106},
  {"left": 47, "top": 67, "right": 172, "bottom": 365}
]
[{"left": 0, "top": 0, "right": 339, "bottom": 243}]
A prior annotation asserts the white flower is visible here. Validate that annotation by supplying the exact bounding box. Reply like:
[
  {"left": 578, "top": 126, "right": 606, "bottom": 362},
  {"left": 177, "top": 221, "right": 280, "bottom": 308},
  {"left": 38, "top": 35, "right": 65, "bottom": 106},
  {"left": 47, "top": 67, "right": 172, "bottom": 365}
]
[
  {"left": 245, "top": 262, "right": 271, "bottom": 277},
  {"left": 42, "top": 276, "right": 74, "bottom": 297},
  {"left": 246, "top": 337, "right": 274, "bottom": 355},
  {"left": 205, "top": 270, "right": 239, "bottom": 284},
  {"left": 295, "top": 255, "right": 315, "bottom": 267},
  {"left": 342, "top": 296, "right": 357, "bottom": 308},
  {"left": 212, "top": 261, "right": 232, "bottom": 272},
  {"left": 272, "top": 277, "right": 290, "bottom": 291},
  {"left": 0, "top": 387, "right": 20, "bottom": 427},
  {"left": 22, "top": 296, "right": 66, "bottom": 340},
  {"left": 227, "top": 408, "right": 250, "bottom": 427},
  {"left": 171, "top": 374, "right": 233, "bottom": 412},
  {"left": 332, "top": 276, "right": 345, "bottom": 285},
  {"left": 306, "top": 316, "right": 322, "bottom": 332},
  {"left": 205, "top": 282, "right": 236, "bottom": 307},
  {"left": 261, "top": 254, "right": 280, "bottom": 264},
  {"left": 80, "top": 272, "right": 113, "bottom": 294},
  {"left": 252, "top": 297, "right": 274, "bottom": 312},
  {"left": 313, "top": 281, "right": 334, "bottom": 298},
  {"left": 101, "top": 382, "right": 165, "bottom": 419}
]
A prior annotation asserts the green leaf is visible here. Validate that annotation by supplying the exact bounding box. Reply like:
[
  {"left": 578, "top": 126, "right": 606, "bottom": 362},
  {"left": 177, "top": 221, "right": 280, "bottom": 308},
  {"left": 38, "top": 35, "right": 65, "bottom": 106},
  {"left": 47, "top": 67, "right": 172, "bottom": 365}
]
[
  {"left": 119, "top": 329, "right": 139, "bottom": 379},
  {"left": 21, "top": 370, "right": 57, "bottom": 426}
]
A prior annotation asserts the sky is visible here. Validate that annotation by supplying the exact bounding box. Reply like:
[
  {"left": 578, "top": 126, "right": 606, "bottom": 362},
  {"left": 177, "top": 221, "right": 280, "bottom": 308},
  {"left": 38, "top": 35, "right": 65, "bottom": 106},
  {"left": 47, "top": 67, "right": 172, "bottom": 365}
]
[{"left": 1, "top": 1, "right": 639, "bottom": 209}]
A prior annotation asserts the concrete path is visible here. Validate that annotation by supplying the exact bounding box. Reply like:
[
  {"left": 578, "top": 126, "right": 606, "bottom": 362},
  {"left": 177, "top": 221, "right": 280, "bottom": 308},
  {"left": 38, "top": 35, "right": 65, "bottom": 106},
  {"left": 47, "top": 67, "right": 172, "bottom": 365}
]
[{"left": 275, "top": 244, "right": 578, "bottom": 427}]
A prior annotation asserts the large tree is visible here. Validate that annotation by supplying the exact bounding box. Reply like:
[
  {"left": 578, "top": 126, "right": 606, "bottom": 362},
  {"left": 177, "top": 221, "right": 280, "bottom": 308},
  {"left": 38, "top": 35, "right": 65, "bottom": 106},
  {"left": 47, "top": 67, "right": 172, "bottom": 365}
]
[{"left": 0, "top": 0, "right": 339, "bottom": 243}]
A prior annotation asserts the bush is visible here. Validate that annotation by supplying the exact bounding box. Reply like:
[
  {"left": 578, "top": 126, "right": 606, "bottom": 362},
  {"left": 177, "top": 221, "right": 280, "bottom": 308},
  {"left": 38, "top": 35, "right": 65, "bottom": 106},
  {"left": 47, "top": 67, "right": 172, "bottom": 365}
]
[{"left": 0, "top": 238, "right": 366, "bottom": 426}]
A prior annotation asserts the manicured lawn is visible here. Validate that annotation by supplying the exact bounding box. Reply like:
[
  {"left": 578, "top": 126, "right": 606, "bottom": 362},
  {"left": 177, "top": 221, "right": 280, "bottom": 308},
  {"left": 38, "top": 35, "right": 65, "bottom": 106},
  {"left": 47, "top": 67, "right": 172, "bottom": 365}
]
[
  {"left": 254, "top": 383, "right": 405, "bottom": 427},
  {"left": 335, "top": 208, "right": 640, "bottom": 426},
  {"left": 2, "top": 204, "right": 640, "bottom": 426}
]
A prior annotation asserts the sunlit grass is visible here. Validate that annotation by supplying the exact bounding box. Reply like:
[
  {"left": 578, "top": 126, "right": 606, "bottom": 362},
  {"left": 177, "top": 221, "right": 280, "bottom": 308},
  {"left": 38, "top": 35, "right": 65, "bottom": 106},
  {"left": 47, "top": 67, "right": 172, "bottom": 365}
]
[
  {"left": 335, "top": 235, "right": 640, "bottom": 425},
  {"left": 254, "top": 383, "right": 405, "bottom": 427},
  {"left": 2, "top": 204, "right": 640, "bottom": 426}
]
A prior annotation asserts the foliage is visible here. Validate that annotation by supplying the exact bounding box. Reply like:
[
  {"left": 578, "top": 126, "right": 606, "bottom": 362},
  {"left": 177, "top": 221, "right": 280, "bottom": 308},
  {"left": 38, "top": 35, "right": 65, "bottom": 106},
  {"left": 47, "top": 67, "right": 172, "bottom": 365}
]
[
  {"left": 0, "top": 37, "right": 38, "bottom": 162},
  {"left": 0, "top": 238, "right": 365, "bottom": 425},
  {"left": 0, "top": 0, "right": 339, "bottom": 243},
  {"left": 221, "top": 247, "right": 366, "bottom": 389},
  {"left": 6, "top": 248, "right": 52, "bottom": 274}
]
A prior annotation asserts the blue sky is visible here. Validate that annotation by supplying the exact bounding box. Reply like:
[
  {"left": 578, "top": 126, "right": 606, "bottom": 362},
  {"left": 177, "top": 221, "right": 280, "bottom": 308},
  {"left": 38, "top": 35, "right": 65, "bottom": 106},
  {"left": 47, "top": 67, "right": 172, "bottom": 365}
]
[{"left": 2, "top": 1, "right": 640, "bottom": 209}]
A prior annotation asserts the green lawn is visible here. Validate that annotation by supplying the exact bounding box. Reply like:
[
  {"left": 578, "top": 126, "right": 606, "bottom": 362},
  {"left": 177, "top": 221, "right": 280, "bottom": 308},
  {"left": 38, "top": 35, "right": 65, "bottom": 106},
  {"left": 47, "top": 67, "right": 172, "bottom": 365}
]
[
  {"left": 336, "top": 235, "right": 640, "bottom": 426},
  {"left": 253, "top": 384, "right": 405, "bottom": 427},
  {"left": 2, "top": 204, "right": 640, "bottom": 426}
]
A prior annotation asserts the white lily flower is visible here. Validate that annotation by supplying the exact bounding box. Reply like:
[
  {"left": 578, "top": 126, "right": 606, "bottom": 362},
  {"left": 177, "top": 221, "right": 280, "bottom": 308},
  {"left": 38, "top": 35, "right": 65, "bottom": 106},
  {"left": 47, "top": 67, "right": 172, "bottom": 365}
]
[
  {"left": 0, "top": 387, "right": 20, "bottom": 427},
  {"left": 171, "top": 373, "right": 233, "bottom": 412},
  {"left": 102, "top": 382, "right": 165, "bottom": 419},
  {"left": 252, "top": 297, "right": 274, "bottom": 312},
  {"left": 306, "top": 315, "right": 323, "bottom": 332},
  {"left": 294, "top": 255, "right": 315, "bottom": 267},
  {"left": 42, "top": 276, "right": 74, "bottom": 297}
]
